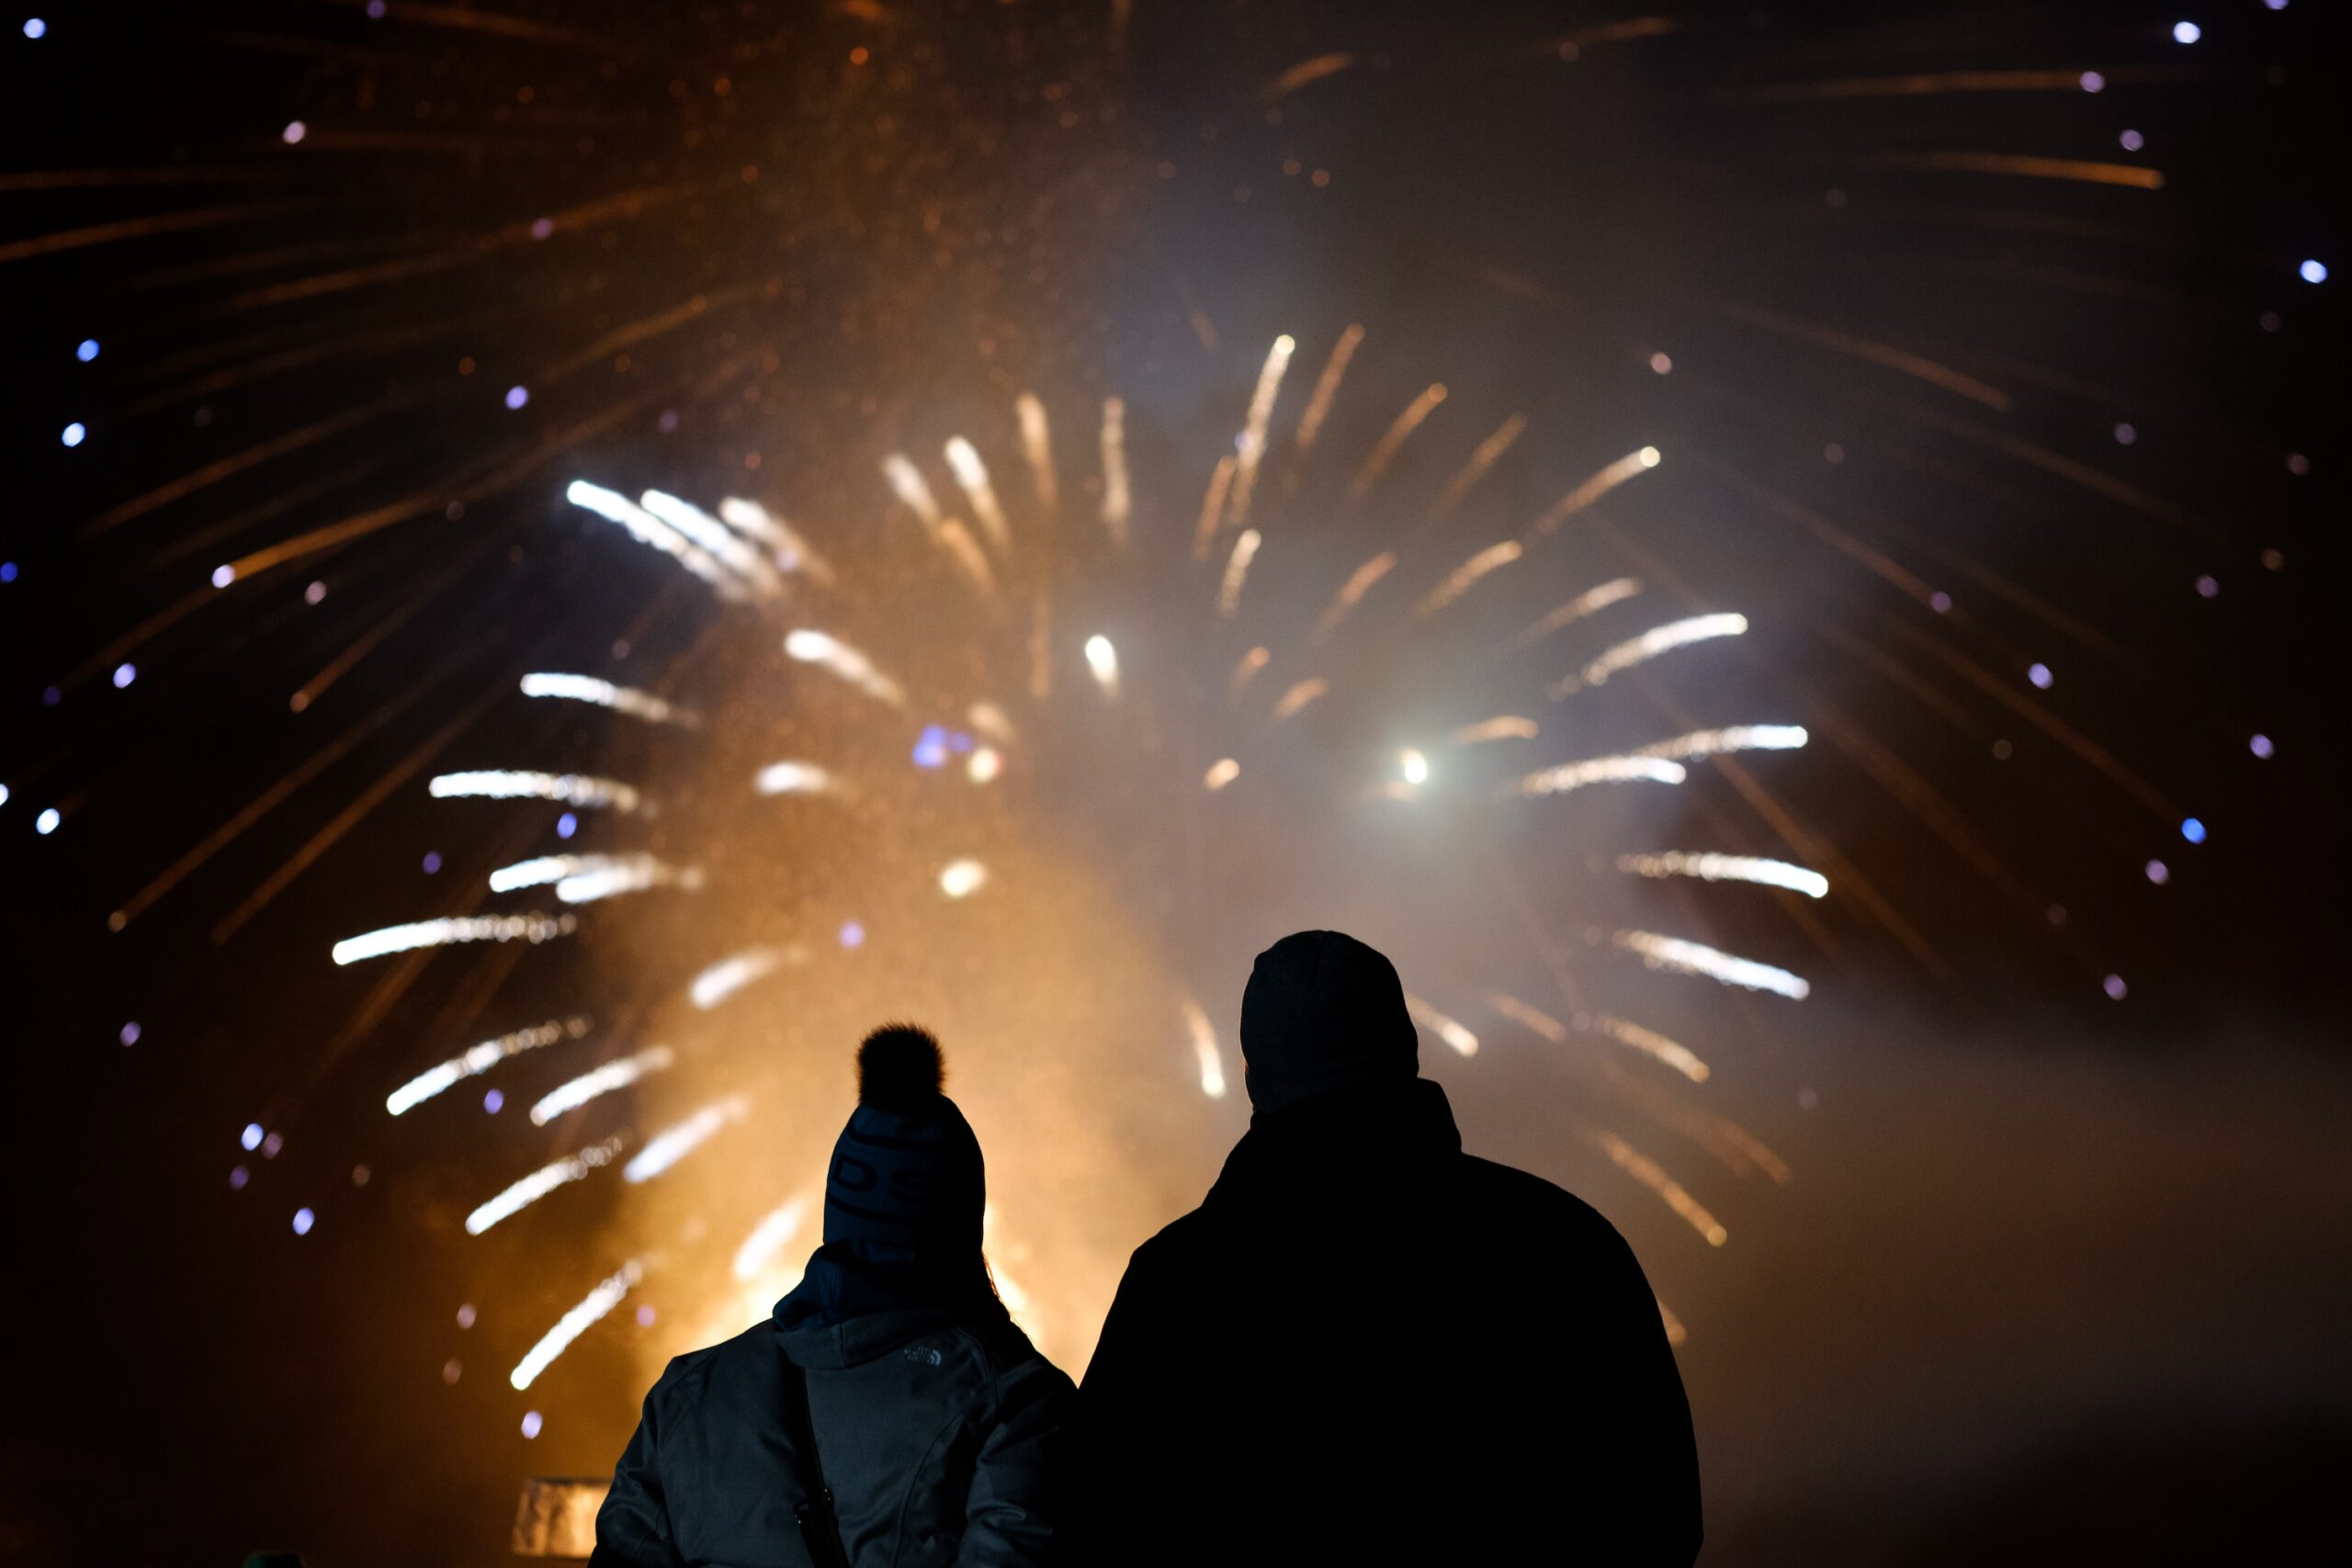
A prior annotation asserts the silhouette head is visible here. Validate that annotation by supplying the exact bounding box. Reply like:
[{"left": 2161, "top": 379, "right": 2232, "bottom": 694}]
[
  {"left": 821, "top": 1023, "right": 986, "bottom": 1252},
  {"left": 1238, "top": 930, "right": 1420, "bottom": 1114}
]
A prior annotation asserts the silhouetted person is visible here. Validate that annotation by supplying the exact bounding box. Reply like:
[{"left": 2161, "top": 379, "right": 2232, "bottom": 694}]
[
  {"left": 1068, "top": 931, "right": 1702, "bottom": 1565},
  {"left": 592, "top": 1025, "right": 1071, "bottom": 1567}
]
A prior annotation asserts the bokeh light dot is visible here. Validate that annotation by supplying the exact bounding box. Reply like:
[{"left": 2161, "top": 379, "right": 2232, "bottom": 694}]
[
  {"left": 230, "top": 1165, "right": 250, "bottom": 1190},
  {"left": 556, "top": 811, "right": 578, "bottom": 840},
  {"left": 75, "top": 337, "right": 98, "bottom": 362},
  {"left": 2249, "top": 734, "right": 2274, "bottom": 759},
  {"left": 1928, "top": 591, "right": 1951, "bottom": 614},
  {"left": 261, "top": 1130, "right": 283, "bottom": 1157},
  {"left": 0, "top": 561, "right": 15, "bottom": 583},
  {"left": 291, "top": 1207, "right": 315, "bottom": 1235},
  {"left": 282, "top": 120, "right": 307, "bottom": 144},
  {"left": 119, "top": 1021, "right": 140, "bottom": 1046},
  {"left": 21, "top": 17, "right": 44, "bottom": 39},
  {"left": 2119, "top": 129, "right": 2143, "bottom": 152},
  {"left": 2299, "top": 259, "right": 2328, "bottom": 285},
  {"left": 2171, "top": 21, "right": 2199, "bottom": 45},
  {"left": 2078, "top": 71, "right": 2103, "bottom": 92},
  {"left": 2027, "top": 662, "right": 2053, "bottom": 690},
  {"left": 441, "top": 1359, "right": 462, "bottom": 1385},
  {"left": 422, "top": 851, "right": 442, "bottom": 874},
  {"left": 35, "top": 807, "right": 61, "bottom": 835},
  {"left": 2104, "top": 975, "right": 2129, "bottom": 1001},
  {"left": 242, "top": 1122, "right": 265, "bottom": 1151},
  {"left": 456, "top": 1303, "right": 477, "bottom": 1329},
  {"left": 2145, "top": 860, "right": 2169, "bottom": 886},
  {"left": 211, "top": 564, "right": 236, "bottom": 588},
  {"left": 2194, "top": 575, "right": 2219, "bottom": 598},
  {"left": 2284, "top": 453, "right": 2308, "bottom": 476},
  {"left": 840, "top": 920, "right": 865, "bottom": 948},
  {"left": 521, "top": 1411, "right": 544, "bottom": 1439},
  {"left": 1648, "top": 352, "right": 1672, "bottom": 374},
  {"left": 61, "top": 421, "right": 85, "bottom": 447},
  {"left": 2112, "top": 422, "right": 2135, "bottom": 445},
  {"left": 111, "top": 662, "right": 135, "bottom": 689},
  {"left": 504, "top": 385, "right": 529, "bottom": 410},
  {"left": 635, "top": 1304, "right": 657, "bottom": 1326},
  {"left": 304, "top": 580, "right": 327, "bottom": 604},
  {"left": 483, "top": 1088, "right": 504, "bottom": 1114},
  {"left": 2181, "top": 818, "right": 2207, "bottom": 844}
]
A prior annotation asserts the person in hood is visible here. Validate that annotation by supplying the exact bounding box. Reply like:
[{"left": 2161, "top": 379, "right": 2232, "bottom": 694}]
[
  {"left": 1065, "top": 931, "right": 1702, "bottom": 1566},
  {"left": 591, "top": 1024, "right": 1072, "bottom": 1568}
]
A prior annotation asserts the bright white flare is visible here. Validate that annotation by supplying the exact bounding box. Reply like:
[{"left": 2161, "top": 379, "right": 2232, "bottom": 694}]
[
  {"left": 528, "top": 1045, "right": 676, "bottom": 1125},
  {"left": 429, "top": 770, "right": 644, "bottom": 813},
  {"left": 1518, "top": 577, "right": 1643, "bottom": 648},
  {"left": 1633, "top": 725, "right": 1808, "bottom": 761},
  {"left": 625, "top": 1097, "right": 749, "bottom": 1183},
  {"left": 566, "top": 481, "right": 746, "bottom": 601},
  {"left": 732, "top": 1195, "right": 812, "bottom": 1281},
  {"left": 1182, "top": 999, "right": 1228, "bottom": 1099},
  {"left": 1516, "top": 755, "right": 1687, "bottom": 796},
  {"left": 1453, "top": 716, "right": 1539, "bottom": 744},
  {"left": 939, "top": 859, "right": 989, "bottom": 899},
  {"left": 1594, "top": 1015, "right": 1712, "bottom": 1082},
  {"left": 519, "top": 673, "right": 698, "bottom": 728},
  {"left": 718, "top": 497, "right": 834, "bottom": 585},
  {"left": 1217, "top": 529, "right": 1262, "bottom": 618},
  {"left": 689, "top": 947, "right": 802, "bottom": 1010},
  {"left": 1099, "top": 398, "right": 1131, "bottom": 547},
  {"left": 1226, "top": 333, "right": 1295, "bottom": 527},
  {"left": 1400, "top": 749, "right": 1430, "bottom": 785},
  {"left": 786, "top": 629, "right": 906, "bottom": 708},
  {"left": 466, "top": 1137, "right": 624, "bottom": 1235},
  {"left": 944, "top": 437, "right": 1012, "bottom": 553},
  {"left": 1589, "top": 1130, "right": 1726, "bottom": 1247},
  {"left": 1618, "top": 851, "right": 1829, "bottom": 899},
  {"left": 1554, "top": 614, "right": 1747, "bottom": 697},
  {"left": 385, "top": 1016, "right": 591, "bottom": 1115},
  {"left": 510, "top": 1258, "right": 643, "bottom": 1390},
  {"left": 754, "top": 761, "right": 842, "bottom": 797},
  {"left": 1613, "top": 931, "right": 1811, "bottom": 999},
  {"left": 1083, "top": 635, "right": 1120, "bottom": 699},
  {"left": 639, "top": 490, "right": 782, "bottom": 597},
  {"left": 1405, "top": 993, "right": 1479, "bottom": 1056},
  {"left": 332, "top": 912, "right": 574, "bottom": 966},
  {"left": 1204, "top": 758, "right": 1241, "bottom": 791}
]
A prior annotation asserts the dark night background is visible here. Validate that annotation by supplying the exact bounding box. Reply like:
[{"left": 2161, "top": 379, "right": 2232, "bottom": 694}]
[{"left": 4, "top": 2, "right": 2349, "bottom": 1563}]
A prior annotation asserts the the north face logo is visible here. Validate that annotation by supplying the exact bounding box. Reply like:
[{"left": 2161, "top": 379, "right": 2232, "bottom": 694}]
[{"left": 902, "top": 1346, "right": 944, "bottom": 1366}]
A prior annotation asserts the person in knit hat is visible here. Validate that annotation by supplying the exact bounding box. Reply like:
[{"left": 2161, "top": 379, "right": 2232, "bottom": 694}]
[
  {"left": 592, "top": 1025, "right": 1072, "bottom": 1568},
  {"left": 1068, "top": 931, "right": 1702, "bottom": 1567}
]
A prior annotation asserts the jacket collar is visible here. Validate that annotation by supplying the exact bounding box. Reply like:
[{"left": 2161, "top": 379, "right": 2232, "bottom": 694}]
[{"left": 1206, "top": 1077, "right": 1461, "bottom": 1212}]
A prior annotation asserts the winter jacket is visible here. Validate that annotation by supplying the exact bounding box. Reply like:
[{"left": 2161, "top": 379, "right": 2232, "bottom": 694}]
[
  {"left": 1066, "top": 1077, "right": 1702, "bottom": 1566},
  {"left": 591, "top": 1264, "right": 1072, "bottom": 1568}
]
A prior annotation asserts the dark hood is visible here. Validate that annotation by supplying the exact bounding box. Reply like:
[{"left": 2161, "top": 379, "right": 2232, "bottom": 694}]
[{"left": 774, "top": 1240, "right": 1005, "bottom": 1370}]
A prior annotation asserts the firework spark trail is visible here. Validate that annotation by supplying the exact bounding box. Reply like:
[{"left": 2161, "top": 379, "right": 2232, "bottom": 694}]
[
  {"left": 1619, "top": 851, "right": 1830, "bottom": 899},
  {"left": 1657, "top": 1300, "right": 1689, "bottom": 1348},
  {"left": 717, "top": 497, "right": 833, "bottom": 586},
  {"left": 689, "top": 947, "right": 802, "bottom": 1010},
  {"left": 1453, "top": 716, "right": 1539, "bottom": 744},
  {"left": 1614, "top": 931, "right": 1812, "bottom": 999},
  {"left": 752, "top": 761, "right": 843, "bottom": 796},
  {"left": 1203, "top": 758, "right": 1240, "bottom": 791},
  {"left": 1083, "top": 636, "right": 1120, "bottom": 700},
  {"left": 429, "top": 770, "right": 646, "bottom": 813},
  {"left": 1272, "top": 677, "right": 1328, "bottom": 720},
  {"left": 1552, "top": 613, "right": 1747, "bottom": 697},
  {"left": 882, "top": 454, "right": 945, "bottom": 536},
  {"left": 1405, "top": 993, "right": 1479, "bottom": 1056},
  {"left": 731, "top": 1195, "right": 812, "bottom": 1281},
  {"left": 1315, "top": 551, "right": 1397, "bottom": 642},
  {"left": 1589, "top": 1129, "right": 1728, "bottom": 1247},
  {"left": 1226, "top": 334, "right": 1295, "bottom": 527},
  {"left": 639, "top": 491, "right": 783, "bottom": 598},
  {"left": 1594, "top": 1015, "right": 1712, "bottom": 1082},
  {"left": 938, "top": 859, "right": 989, "bottom": 898},
  {"left": 551, "top": 856, "right": 704, "bottom": 905},
  {"left": 1192, "top": 456, "right": 1238, "bottom": 560},
  {"left": 384, "top": 1016, "right": 591, "bottom": 1115},
  {"left": 1289, "top": 322, "right": 1363, "bottom": 468},
  {"left": 1516, "top": 755, "right": 1687, "bottom": 795},
  {"left": 944, "top": 437, "right": 1012, "bottom": 554},
  {"left": 1100, "top": 398, "right": 1132, "bottom": 547},
  {"left": 1517, "top": 577, "right": 1643, "bottom": 648},
  {"left": 490, "top": 854, "right": 625, "bottom": 892},
  {"left": 1487, "top": 991, "right": 1569, "bottom": 1043},
  {"left": 565, "top": 480, "right": 746, "bottom": 600},
  {"left": 1217, "top": 529, "right": 1262, "bottom": 618},
  {"left": 1014, "top": 393, "right": 1058, "bottom": 516},
  {"left": 1228, "top": 646, "right": 1271, "bottom": 695},
  {"left": 1417, "top": 540, "right": 1522, "bottom": 618},
  {"left": 1182, "top": 999, "right": 1229, "bottom": 1099},
  {"left": 784, "top": 629, "right": 906, "bottom": 708},
  {"left": 510, "top": 1259, "right": 644, "bottom": 1391},
  {"left": 330, "top": 911, "right": 574, "bottom": 966},
  {"left": 933, "top": 517, "right": 999, "bottom": 596},
  {"left": 1523, "top": 447, "right": 1661, "bottom": 540},
  {"left": 1428, "top": 414, "right": 1527, "bottom": 525},
  {"left": 625, "top": 1097, "right": 750, "bottom": 1183},
  {"left": 519, "top": 673, "right": 699, "bottom": 727},
  {"left": 1350, "top": 382, "right": 1446, "bottom": 499},
  {"left": 528, "top": 1045, "right": 676, "bottom": 1125},
  {"left": 1633, "top": 724, "right": 1808, "bottom": 761},
  {"left": 465, "top": 1137, "right": 626, "bottom": 1235}
]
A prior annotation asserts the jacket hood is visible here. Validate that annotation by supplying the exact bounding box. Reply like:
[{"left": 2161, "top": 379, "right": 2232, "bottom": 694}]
[
  {"left": 1209, "top": 1077, "right": 1461, "bottom": 1211},
  {"left": 773, "top": 1240, "right": 1005, "bottom": 1369}
]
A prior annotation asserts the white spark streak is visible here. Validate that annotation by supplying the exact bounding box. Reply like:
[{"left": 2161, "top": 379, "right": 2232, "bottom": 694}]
[
  {"left": 1417, "top": 540, "right": 1521, "bottom": 618},
  {"left": 1618, "top": 851, "right": 1829, "bottom": 899},
  {"left": 1453, "top": 716, "right": 1539, "bottom": 744},
  {"left": 565, "top": 480, "right": 746, "bottom": 601},
  {"left": 1083, "top": 635, "right": 1120, "bottom": 700},
  {"left": 785, "top": 629, "right": 906, "bottom": 708},
  {"left": 429, "top": 770, "right": 644, "bottom": 813},
  {"left": 385, "top": 1016, "right": 591, "bottom": 1115},
  {"left": 1182, "top": 999, "right": 1228, "bottom": 1099},
  {"left": 1099, "top": 398, "right": 1131, "bottom": 547},
  {"left": 1204, "top": 758, "right": 1241, "bottom": 791},
  {"left": 625, "top": 1097, "right": 749, "bottom": 1182},
  {"left": 689, "top": 947, "right": 802, "bottom": 1010},
  {"left": 528, "top": 1045, "right": 675, "bottom": 1125},
  {"left": 944, "top": 437, "right": 1012, "bottom": 554},
  {"left": 753, "top": 761, "right": 842, "bottom": 797},
  {"left": 466, "top": 1138, "right": 624, "bottom": 1235},
  {"left": 1516, "top": 755, "right": 1687, "bottom": 796},
  {"left": 1014, "top": 393, "right": 1057, "bottom": 515},
  {"left": 1217, "top": 529, "right": 1262, "bottom": 618},
  {"left": 1405, "top": 993, "right": 1479, "bottom": 1056},
  {"left": 881, "top": 454, "right": 945, "bottom": 534},
  {"left": 717, "top": 497, "right": 833, "bottom": 586},
  {"left": 510, "top": 1258, "right": 643, "bottom": 1390},
  {"left": 1589, "top": 1130, "right": 1726, "bottom": 1247},
  {"left": 1518, "top": 577, "right": 1643, "bottom": 649},
  {"left": 1613, "top": 931, "right": 1812, "bottom": 999},
  {"left": 519, "top": 673, "right": 699, "bottom": 728},
  {"left": 1594, "top": 1015, "right": 1712, "bottom": 1082},
  {"left": 639, "top": 490, "right": 783, "bottom": 597},
  {"left": 1227, "top": 333, "right": 1295, "bottom": 527},
  {"left": 732, "top": 1195, "right": 812, "bottom": 1281},
  {"left": 331, "top": 912, "right": 574, "bottom": 966},
  {"left": 1633, "top": 725, "right": 1809, "bottom": 761},
  {"left": 1526, "top": 446, "right": 1663, "bottom": 539},
  {"left": 1554, "top": 614, "right": 1747, "bottom": 697}
]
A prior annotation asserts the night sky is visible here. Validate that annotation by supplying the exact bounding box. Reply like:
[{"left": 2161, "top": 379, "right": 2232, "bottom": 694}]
[{"left": 4, "top": 4, "right": 2347, "bottom": 1563}]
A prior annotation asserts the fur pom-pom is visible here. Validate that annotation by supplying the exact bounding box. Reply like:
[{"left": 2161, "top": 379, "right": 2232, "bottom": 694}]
[{"left": 857, "top": 1023, "right": 946, "bottom": 1105}]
